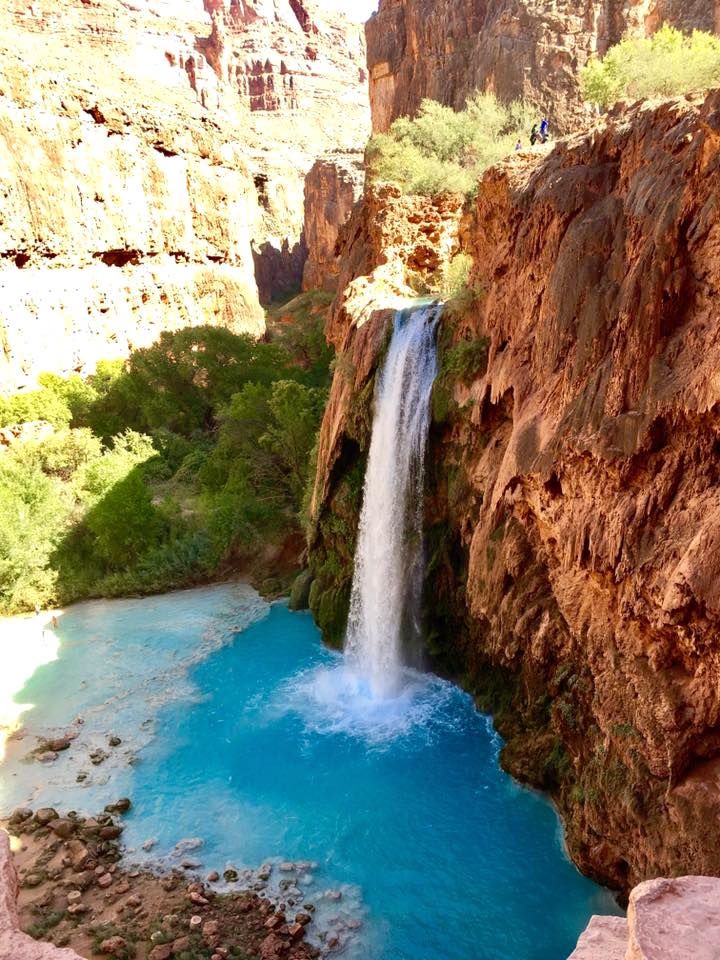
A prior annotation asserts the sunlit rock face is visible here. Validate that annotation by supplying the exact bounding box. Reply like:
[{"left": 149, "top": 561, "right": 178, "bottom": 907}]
[
  {"left": 302, "top": 155, "right": 365, "bottom": 293},
  {"left": 366, "top": 0, "right": 719, "bottom": 135},
  {"left": 309, "top": 90, "right": 720, "bottom": 891},
  {"left": 0, "top": 0, "right": 370, "bottom": 390}
]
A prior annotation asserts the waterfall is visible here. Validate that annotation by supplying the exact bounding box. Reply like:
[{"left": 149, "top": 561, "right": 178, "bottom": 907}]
[{"left": 345, "top": 302, "right": 442, "bottom": 698}]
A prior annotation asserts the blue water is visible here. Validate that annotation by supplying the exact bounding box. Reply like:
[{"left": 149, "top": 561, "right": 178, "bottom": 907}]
[{"left": 1, "top": 585, "right": 620, "bottom": 960}]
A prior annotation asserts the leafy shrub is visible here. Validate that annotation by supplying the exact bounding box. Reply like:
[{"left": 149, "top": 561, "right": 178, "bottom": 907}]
[
  {"left": 581, "top": 25, "right": 720, "bottom": 107},
  {"left": 367, "top": 92, "right": 535, "bottom": 196}
]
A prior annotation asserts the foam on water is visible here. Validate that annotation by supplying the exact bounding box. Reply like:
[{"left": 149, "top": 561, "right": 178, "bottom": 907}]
[{"left": 273, "top": 659, "right": 457, "bottom": 747}]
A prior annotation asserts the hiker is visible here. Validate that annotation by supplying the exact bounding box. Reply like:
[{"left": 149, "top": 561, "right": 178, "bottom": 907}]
[
  {"left": 52, "top": 615, "right": 58, "bottom": 630},
  {"left": 514, "top": 139, "right": 522, "bottom": 152},
  {"left": 540, "top": 117, "right": 549, "bottom": 142},
  {"left": 530, "top": 123, "right": 539, "bottom": 146}
]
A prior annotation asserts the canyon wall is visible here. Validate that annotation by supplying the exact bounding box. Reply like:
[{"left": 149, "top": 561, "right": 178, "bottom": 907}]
[
  {"left": 366, "top": 0, "right": 720, "bottom": 135},
  {"left": 302, "top": 155, "right": 365, "bottom": 293},
  {"left": 0, "top": 0, "right": 369, "bottom": 392},
  {"left": 307, "top": 90, "right": 720, "bottom": 892}
]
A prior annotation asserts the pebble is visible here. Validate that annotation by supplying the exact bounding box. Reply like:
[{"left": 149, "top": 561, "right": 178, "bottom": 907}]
[
  {"left": 142, "top": 838, "right": 157, "bottom": 851},
  {"left": 37, "top": 750, "right": 58, "bottom": 763},
  {"left": 97, "top": 873, "right": 113, "bottom": 889},
  {"left": 223, "top": 868, "right": 239, "bottom": 883},
  {"left": 189, "top": 891, "right": 209, "bottom": 906},
  {"left": 48, "top": 737, "right": 71, "bottom": 752},
  {"left": 108, "top": 736, "right": 122, "bottom": 747},
  {"left": 148, "top": 946, "right": 171, "bottom": 960},
  {"left": 207, "top": 871, "right": 220, "bottom": 883}
]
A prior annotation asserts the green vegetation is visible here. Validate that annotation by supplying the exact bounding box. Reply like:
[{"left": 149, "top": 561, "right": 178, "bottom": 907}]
[
  {"left": 367, "top": 92, "right": 535, "bottom": 196},
  {"left": 0, "top": 292, "right": 334, "bottom": 615},
  {"left": 581, "top": 25, "right": 720, "bottom": 108}
]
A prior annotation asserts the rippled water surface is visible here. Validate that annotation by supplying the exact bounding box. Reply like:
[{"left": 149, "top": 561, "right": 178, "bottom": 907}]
[{"left": 1, "top": 585, "right": 621, "bottom": 960}]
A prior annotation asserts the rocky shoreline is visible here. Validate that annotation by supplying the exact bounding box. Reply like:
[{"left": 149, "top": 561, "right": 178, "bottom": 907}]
[{"left": 2, "top": 805, "right": 344, "bottom": 960}]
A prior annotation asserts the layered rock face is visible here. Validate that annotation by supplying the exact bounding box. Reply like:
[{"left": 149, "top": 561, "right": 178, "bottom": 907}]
[
  {"left": 569, "top": 876, "right": 720, "bottom": 959},
  {"left": 0, "top": 5, "right": 264, "bottom": 392},
  {"left": 366, "top": 0, "right": 719, "bottom": 135},
  {"left": 0, "top": 0, "right": 369, "bottom": 391},
  {"left": 302, "top": 155, "right": 365, "bottom": 293},
  {"left": 200, "top": 0, "right": 370, "bottom": 302},
  {"left": 308, "top": 91, "right": 720, "bottom": 890}
]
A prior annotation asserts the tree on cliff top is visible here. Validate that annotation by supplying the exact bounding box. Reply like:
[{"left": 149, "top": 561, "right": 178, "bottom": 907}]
[
  {"left": 581, "top": 25, "right": 720, "bottom": 108},
  {"left": 366, "top": 92, "right": 534, "bottom": 196}
]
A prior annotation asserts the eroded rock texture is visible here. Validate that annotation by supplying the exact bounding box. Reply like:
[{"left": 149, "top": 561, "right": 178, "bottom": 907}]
[
  {"left": 569, "top": 876, "right": 720, "bottom": 960},
  {"left": 366, "top": 0, "right": 719, "bottom": 135},
  {"left": 0, "top": 0, "right": 370, "bottom": 390},
  {"left": 0, "top": 831, "right": 83, "bottom": 960},
  {"left": 302, "top": 155, "right": 365, "bottom": 293},
  {"left": 308, "top": 92, "right": 720, "bottom": 891}
]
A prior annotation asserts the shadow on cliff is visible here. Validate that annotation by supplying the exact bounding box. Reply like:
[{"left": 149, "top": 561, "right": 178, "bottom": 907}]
[{"left": 253, "top": 236, "right": 308, "bottom": 305}]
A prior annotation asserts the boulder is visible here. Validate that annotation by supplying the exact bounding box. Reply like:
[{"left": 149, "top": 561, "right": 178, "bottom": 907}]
[{"left": 98, "top": 937, "right": 127, "bottom": 957}]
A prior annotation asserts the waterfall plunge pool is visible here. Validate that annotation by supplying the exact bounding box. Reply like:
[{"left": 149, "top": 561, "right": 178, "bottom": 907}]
[{"left": 1, "top": 585, "right": 621, "bottom": 960}]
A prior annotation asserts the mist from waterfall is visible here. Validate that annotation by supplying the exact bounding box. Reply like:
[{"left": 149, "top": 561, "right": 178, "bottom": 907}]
[{"left": 344, "top": 302, "right": 442, "bottom": 698}]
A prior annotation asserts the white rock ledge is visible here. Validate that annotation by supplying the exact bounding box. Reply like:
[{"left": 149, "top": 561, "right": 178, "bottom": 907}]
[
  {"left": 569, "top": 876, "right": 720, "bottom": 960},
  {"left": 0, "top": 830, "right": 83, "bottom": 960}
]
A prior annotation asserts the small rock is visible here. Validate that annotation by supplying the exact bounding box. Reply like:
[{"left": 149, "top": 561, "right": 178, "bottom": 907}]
[
  {"left": 97, "top": 873, "right": 113, "bottom": 889},
  {"left": 99, "top": 935, "right": 127, "bottom": 956},
  {"left": 172, "top": 936, "right": 190, "bottom": 953},
  {"left": 264, "top": 914, "right": 284, "bottom": 930},
  {"left": 48, "top": 737, "right": 71, "bottom": 752},
  {"left": 35, "top": 808, "right": 59, "bottom": 826},
  {"left": 295, "top": 913, "right": 312, "bottom": 926},
  {"left": 67, "top": 903, "right": 89, "bottom": 915},
  {"left": 73, "top": 870, "right": 96, "bottom": 890},
  {"left": 303, "top": 903, "right": 315, "bottom": 913},
  {"left": 108, "top": 736, "right": 122, "bottom": 747},
  {"left": 279, "top": 862, "right": 295, "bottom": 872},
  {"left": 346, "top": 918, "right": 362, "bottom": 930},
  {"left": 100, "top": 825, "right": 123, "bottom": 840},
  {"left": 142, "top": 838, "right": 157, "bottom": 851},
  {"left": 49, "top": 818, "right": 76, "bottom": 839},
  {"left": 189, "top": 915, "right": 203, "bottom": 931},
  {"left": 115, "top": 879, "right": 130, "bottom": 895},
  {"left": 182, "top": 859, "right": 202, "bottom": 870},
  {"left": 148, "top": 946, "right": 172, "bottom": 960},
  {"left": 288, "top": 923, "right": 305, "bottom": 941},
  {"left": 105, "top": 798, "right": 132, "bottom": 814},
  {"left": 258, "top": 864, "right": 272, "bottom": 881},
  {"left": 90, "top": 749, "right": 109, "bottom": 765},
  {"left": 223, "top": 868, "right": 239, "bottom": 883},
  {"left": 76, "top": 772, "right": 88, "bottom": 783},
  {"left": 67, "top": 890, "right": 82, "bottom": 903},
  {"left": 9, "top": 808, "right": 33, "bottom": 824},
  {"left": 326, "top": 935, "right": 341, "bottom": 951},
  {"left": 325, "top": 890, "right": 342, "bottom": 902},
  {"left": 36, "top": 751, "right": 58, "bottom": 763},
  {"left": 189, "top": 891, "right": 209, "bottom": 906},
  {"left": 206, "top": 870, "right": 220, "bottom": 882},
  {"left": 23, "top": 873, "right": 44, "bottom": 888},
  {"left": 127, "top": 895, "right": 142, "bottom": 907}
]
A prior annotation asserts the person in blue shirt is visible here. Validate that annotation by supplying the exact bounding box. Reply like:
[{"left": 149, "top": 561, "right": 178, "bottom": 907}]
[{"left": 540, "top": 117, "right": 549, "bottom": 142}]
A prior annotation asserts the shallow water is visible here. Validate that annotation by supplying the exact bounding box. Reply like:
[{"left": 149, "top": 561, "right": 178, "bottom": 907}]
[{"left": 1, "top": 585, "right": 621, "bottom": 960}]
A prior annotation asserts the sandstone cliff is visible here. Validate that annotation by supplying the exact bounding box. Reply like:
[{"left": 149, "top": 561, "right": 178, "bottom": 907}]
[
  {"left": 0, "top": 0, "right": 369, "bottom": 392},
  {"left": 307, "top": 91, "right": 720, "bottom": 891},
  {"left": 366, "top": 0, "right": 720, "bottom": 135},
  {"left": 302, "top": 154, "right": 365, "bottom": 293}
]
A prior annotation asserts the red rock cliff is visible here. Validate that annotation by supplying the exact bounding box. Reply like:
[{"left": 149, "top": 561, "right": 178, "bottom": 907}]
[
  {"left": 366, "top": 0, "right": 719, "bottom": 134},
  {"left": 308, "top": 90, "right": 720, "bottom": 891}
]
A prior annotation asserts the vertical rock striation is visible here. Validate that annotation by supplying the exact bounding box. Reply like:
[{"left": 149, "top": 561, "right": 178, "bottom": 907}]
[
  {"left": 308, "top": 91, "right": 720, "bottom": 890},
  {"left": 366, "top": 0, "right": 719, "bottom": 135},
  {"left": 302, "top": 155, "right": 365, "bottom": 293}
]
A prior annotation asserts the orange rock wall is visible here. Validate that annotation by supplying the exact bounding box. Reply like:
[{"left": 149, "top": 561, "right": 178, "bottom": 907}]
[
  {"left": 366, "top": 0, "right": 719, "bottom": 135},
  {"left": 309, "top": 92, "right": 720, "bottom": 891}
]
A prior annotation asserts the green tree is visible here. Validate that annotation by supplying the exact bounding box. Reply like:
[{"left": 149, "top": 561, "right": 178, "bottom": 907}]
[{"left": 581, "top": 26, "right": 720, "bottom": 108}]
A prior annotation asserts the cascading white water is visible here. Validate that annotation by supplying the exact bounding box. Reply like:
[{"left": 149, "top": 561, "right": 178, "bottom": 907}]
[{"left": 345, "top": 302, "right": 442, "bottom": 698}]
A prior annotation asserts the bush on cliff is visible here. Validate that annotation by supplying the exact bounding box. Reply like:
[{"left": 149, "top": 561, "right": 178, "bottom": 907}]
[
  {"left": 366, "top": 92, "right": 534, "bottom": 196},
  {"left": 0, "top": 292, "right": 334, "bottom": 614},
  {"left": 581, "top": 25, "right": 720, "bottom": 108}
]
